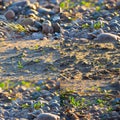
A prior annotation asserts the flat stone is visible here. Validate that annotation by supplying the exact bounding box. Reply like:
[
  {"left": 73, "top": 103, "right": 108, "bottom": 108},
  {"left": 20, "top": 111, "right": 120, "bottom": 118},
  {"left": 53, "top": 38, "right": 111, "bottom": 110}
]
[
  {"left": 94, "top": 33, "right": 120, "bottom": 43},
  {"left": 32, "top": 32, "right": 44, "bottom": 40},
  {"left": 38, "top": 7, "right": 55, "bottom": 15},
  {"left": 37, "top": 113, "right": 60, "bottom": 120},
  {"left": 19, "top": 18, "right": 35, "bottom": 26},
  {"left": 10, "top": 1, "right": 29, "bottom": 7}
]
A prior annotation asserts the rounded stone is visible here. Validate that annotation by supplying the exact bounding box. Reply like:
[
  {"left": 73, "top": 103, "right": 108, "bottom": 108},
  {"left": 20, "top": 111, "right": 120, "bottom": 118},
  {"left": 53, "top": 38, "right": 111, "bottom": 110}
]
[
  {"left": 42, "top": 20, "right": 54, "bottom": 34},
  {"left": 95, "top": 33, "right": 120, "bottom": 43},
  {"left": 19, "top": 18, "right": 35, "bottom": 26},
  {"left": 32, "top": 32, "right": 44, "bottom": 40},
  {"left": 37, "top": 113, "right": 60, "bottom": 120},
  {"left": 4, "top": 10, "right": 15, "bottom": 20}
]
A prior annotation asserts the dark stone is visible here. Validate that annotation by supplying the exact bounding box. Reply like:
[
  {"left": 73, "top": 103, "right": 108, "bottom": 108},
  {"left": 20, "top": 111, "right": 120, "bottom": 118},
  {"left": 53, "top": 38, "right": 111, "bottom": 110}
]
[
  {"left": 52, "top": 22, "right": 61, "bottom": 33},
  {"left": 38, "top": 7, "right": 55, "bottom": 15},
  {"left": 34, "top": 21, "right": 42, "bottom": 31}
]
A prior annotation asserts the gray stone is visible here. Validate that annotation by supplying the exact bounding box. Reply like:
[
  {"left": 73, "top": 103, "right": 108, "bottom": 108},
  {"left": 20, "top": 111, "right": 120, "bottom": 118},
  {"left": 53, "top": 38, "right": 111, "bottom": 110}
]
[
  {"left": 19, "top": 18, "right": 35, "bottom": 26},
  {"left": 32, "top": 32, "right": 44, "bottom": 40},
  {"left": 36, "top": 80, "right": 45, "bottom": 86},
  {"left": 4, "top": 10, "right": 15, "bottom": 20},
  {"left": 42, "top": 20, "right": 54, "bottom": 34},
  {"left": 37, "top": 113, "right": 60, "bottom": 120},
  {"left": 52, "top": 23, "right": 60, "bottom": 33},
  {"left": 50, "top": 102, "right": 60, "bottom": 108},
  {"left": 40, "top": 90, "right": 51, "bottom": 97},
  {"left": 34, "top": 21, "right": 42, "bottom": 30},
  {"left": 38, "top": 7, "right": 55, "bottom": 15},
  {"left": 32, "top": 109, "right": 44, "bottom": 115},
  {"left": 94, "top": 33, "right": 120, "bottom": 44},
  {"left": 116, "top": 1, "right": 120, "bottom": 9},
  {"left": 11, "top": 1, "right": 29, "bottom": 7}
]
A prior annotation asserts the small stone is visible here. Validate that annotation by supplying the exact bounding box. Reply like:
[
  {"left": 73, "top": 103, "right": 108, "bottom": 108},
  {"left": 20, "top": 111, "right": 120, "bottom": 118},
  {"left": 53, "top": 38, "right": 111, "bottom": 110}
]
[
  {"left": 42, "top": 106, "right": 51, "bottom": 112},
  {"left": 38, "top": 7, "right": 55, "bottom": 15},
  {"left": 34, "top": 21, "right": 42, "bottom": 30},
  {"left": 36, "top": 80, "right": 45, "bottom": 86},
  {"left": 111, "top": 111, "right": 119, "bottom": 117},
  {"left": 45, "top": 96, "right": 52, "bottom": 101},
  {"left": 94, "top": 33, "right": 120, "bottom": 43},
  {"left": 27, "top": 113, "right": 36, "bottom": 119},
  {"left": 50, "top": 102, "right": 60, "bottom": 108},
  {"left": 24, "top": 9, "right": 38, "bottom": 16},
  {"left": 52, "top": 15, "right": 60, "bottom": 22},
  {"left": 110, "top": 22, "right": 120, "bottom": 28},
  {"left": 52, "top": 23, "right": 61, "bottom": 33},
  {"left": 19, "top": 18, "right": 34, "bottom": 26},
  {"left": 32, "top": 32, "right": 44, "bottom": 40},
  {"left": 40, "top": 90, "right": 51, "bottom": 97},
  {"left": 32, "top": 109, "right": 44, "bottom": 115},
  {"left": 4, "top": 10, "right": 15, "bottom": 20},
  {"left": 92, "top": 29, "right": 104, "bottom": 35},
  {"left": 31, "top": 91, "right": 41, "bottom": 99},
  {"left": 4, "top": 110, "right": 9, "bottom": 117},
  {"left": 11, "top": 1, "right": 29, "bottom": 7},
  {"left": 50, "top": 0, "right": 59, "bottom": 5},
  {"left": 20, "top": 32, "right": 26, "bottom": 36},
  {"left": 37, "top": 113, "right": 60, "bottom": 120},
  {"left": 112, "top": 98, "right": 120, "bottom": 104},
  {"left": 116, "top": 1, "right": 120, "bottom": 9},
  {"left": 0, "top": 15, "right": 6, "bottom": 21},
  {"left": 42, "top": 20, "right": 54, "bottom": 34},
  {"left": 55, "top": 82, "right": 60, "bottom": 90}
]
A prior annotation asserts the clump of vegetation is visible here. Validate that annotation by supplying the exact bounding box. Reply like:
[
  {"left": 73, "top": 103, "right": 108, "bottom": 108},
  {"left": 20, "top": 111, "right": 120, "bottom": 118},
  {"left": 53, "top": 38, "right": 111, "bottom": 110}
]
[
  {"left": 7, "top": 23, "right": 27, "bottom": 32},
  {"left": 21, "top": 103, "right": 31, "bottom": 109},
  {"left": 69, "top": 96, "right": 88, "bottom": 108},
  {"left": 60, "top": 0, "right": 75, "bottom": 10},
  {"left": 80, "top": 0, "right": 94, "bottom": 7},
  {"left": 93, "top": 21, "right": 104, "bottom": 29},
  {"left": 21, "top": 102, "right": 44, "bottom": 110},
  {"left": 60, "top": 89, "right": 91, "bottom": 109},
  {"left": 34, "top": 102, "right": 44, "bottom": 110},
  {"left": 82, "top": 23, "right": 90, "bottom": 29},
  {"left": 0, "top": 80, "right": 15, "bottom": 90},
  {"left": 18, "top": 61, "right": 24, "bottom": 69}
]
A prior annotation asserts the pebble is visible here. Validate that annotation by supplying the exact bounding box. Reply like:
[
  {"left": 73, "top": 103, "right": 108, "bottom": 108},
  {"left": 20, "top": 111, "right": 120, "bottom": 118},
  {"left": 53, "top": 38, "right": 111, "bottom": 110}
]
[
  {"left": 36, "top": 80, "right": 45, "bottom": 86},
  {"left": 40, "top": 90, "right": 51, "bottom": 97},
  {"left": 52, "top": 22, "right": 61, "bottom": 33},
  {"left": 42, "top": 20, "right": 54, "bottom": 34},
  {"left": 19, "top": 18, "right": 35, "bottom": 26},
  {"left": 8, "top": 1, "right": 29, "bottom": 14},
  {"left": 32, "top": 109, "right": 44, "bottom": 115},
  {"left": 34, "top": 21, "right": 42, "bottom": 30},
  {"left": 32, "top": 32, "right": 44, "bottom": 40},
  {"left": 4, "top": 10, "right": 15, "bottom": 20},
  {"left": 112, "top": 98, "right": 120, "bottom": 104},
  {"left": 38, "top": 7, "right": 55, "bottom": 15},
  {"left": 50, "top": 0, "right": 59, "bottom": 5},
  {"left": 94, "top": 33, "right": 120, "bottom": 43},
  {"left": 36, "top": 113, "right": 60, "bottom": 120},
  {"left": 116, "top": 1, "right": 120, "bottom": 9}
]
